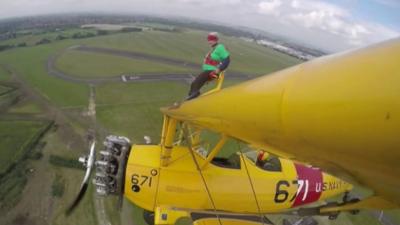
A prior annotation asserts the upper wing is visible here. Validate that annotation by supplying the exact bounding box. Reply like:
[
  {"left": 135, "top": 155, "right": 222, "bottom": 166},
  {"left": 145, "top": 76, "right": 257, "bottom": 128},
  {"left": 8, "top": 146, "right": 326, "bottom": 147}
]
[{"left": 161, "top": 38, "right": 400, "bottom": 206}]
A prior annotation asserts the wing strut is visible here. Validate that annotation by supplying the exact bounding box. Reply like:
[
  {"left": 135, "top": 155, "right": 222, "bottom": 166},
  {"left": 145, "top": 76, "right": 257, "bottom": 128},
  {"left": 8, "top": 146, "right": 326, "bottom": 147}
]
[
  {"left": 183, "top": 125, "right": 222, "bottom": 225},
  {"left": 160, "top": 115, "right": 178, "bottom": 166},
  {"left": 236, "top": 141, "right": 263, "bottom": 219}
]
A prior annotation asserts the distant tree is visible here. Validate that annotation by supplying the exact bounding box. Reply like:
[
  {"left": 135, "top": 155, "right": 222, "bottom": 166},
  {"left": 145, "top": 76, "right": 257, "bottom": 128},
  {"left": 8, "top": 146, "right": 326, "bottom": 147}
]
[
  {"left": 55, "top": 35, "right": 67, "bottom": 40},
  {"left": 96, "top": 30, "right": 109, "bottom": 36},
  {"left": 71, "top": 32, "right": 95, "bottom": 39},
  {"left": 85, "top": 32, "right": 95, "bottom": 38},
  {"left": 17, "top": 42, "right": 27, "bottom": 47},
  {"left": 153, "top": 27, "right": 176, "bottom": 32},
  {"left": 35, "top": 38, "right": 51, "bottom": 45},
  {"left": 72, "top": 32, "right": 83, "bottom": 39},
  {"left": 121, "top": 27, "right": 142, "bottom": 32},
  {"left": 0, "top": 44, "right": 14, "bottom": 51}
]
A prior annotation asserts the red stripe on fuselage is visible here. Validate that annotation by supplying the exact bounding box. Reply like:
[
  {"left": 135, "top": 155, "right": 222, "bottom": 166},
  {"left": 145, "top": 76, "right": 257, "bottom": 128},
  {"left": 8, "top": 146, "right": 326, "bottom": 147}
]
[{"left": 292, "top": 164, "right": 323, "bottom": 207}]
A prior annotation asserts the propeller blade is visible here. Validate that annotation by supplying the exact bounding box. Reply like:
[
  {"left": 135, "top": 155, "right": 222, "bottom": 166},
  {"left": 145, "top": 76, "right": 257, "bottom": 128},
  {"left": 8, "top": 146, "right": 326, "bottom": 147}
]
[
  {"left": 65, "top": 142, "right": 96, "bottom": 216},
  {"left": 117, "top": 148, "right": 129, "bottom": 212},
  {"left": 65, "top": 182, "right": 89, "bottom": 216},
  {"left": 117, "top": 194, "right": 124, "bottom": 211}
]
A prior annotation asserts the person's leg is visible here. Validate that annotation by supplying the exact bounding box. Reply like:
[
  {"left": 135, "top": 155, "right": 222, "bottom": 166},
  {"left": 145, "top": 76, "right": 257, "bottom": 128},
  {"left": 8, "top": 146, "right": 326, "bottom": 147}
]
[{"left": 187, "top": 71, "right": 211, "bottom": 100}]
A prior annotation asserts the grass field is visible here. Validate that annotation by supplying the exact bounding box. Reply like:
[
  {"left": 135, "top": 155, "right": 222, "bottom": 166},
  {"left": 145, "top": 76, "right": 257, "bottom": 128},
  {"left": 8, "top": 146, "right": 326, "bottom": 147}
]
[
  {"left": 0, "top": 66, "right": 12, "bottom": 81},
  {"left": 0, "top": 118, "right": 53, "bottom": 217},
  {"left": 1, "top": 33, "right": 55, "bottom": 46},
  {"left": 85, "top": 30, "right": 302, "bottom": 75},
  {"left": 0, "top": 120, "right": 50, "bottom": 174},
  {"left": 8, "top": 130, "right": 98, "bottom": 225},
  {"left": 96, "top": 82, "right": 187, "bottom": 142},
  {"left": 0, "top": 28, "right": 301, "bottom": 108},
  {"left": 55, "top": 50, "right": 193, "bottom": 78},
  {"left": 0, "top": 41, "right": 90, "bottom": 107},
  {"left": 53, "top": 30, "right": 302, "bottom": 80},
  {"left": 0, "top": 87, "right": 18, "bottom": 109},
  {"left": 385, "top": 209, "right": 400, "bottom": 224},
  {"left": 0, "top": 163, "right": 28, "bottom": 212},
  {"left": 0, "top": 84, "right": 11, "bottom": 95},
  {"left": 7, "top": 101, "right": 43, "bottom": 113}
]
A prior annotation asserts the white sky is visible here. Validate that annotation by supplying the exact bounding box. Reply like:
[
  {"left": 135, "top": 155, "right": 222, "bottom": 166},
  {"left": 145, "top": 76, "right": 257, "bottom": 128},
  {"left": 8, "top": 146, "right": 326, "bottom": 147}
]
[{"left": 0, "top": 0, "right": 399, "bottom": 52}]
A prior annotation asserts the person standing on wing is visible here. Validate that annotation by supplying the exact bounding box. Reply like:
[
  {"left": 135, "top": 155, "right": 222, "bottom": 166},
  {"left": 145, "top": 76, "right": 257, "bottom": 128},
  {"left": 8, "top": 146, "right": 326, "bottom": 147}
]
[{"left": 187, "top": 32, "right": 230, "bottom": 100}]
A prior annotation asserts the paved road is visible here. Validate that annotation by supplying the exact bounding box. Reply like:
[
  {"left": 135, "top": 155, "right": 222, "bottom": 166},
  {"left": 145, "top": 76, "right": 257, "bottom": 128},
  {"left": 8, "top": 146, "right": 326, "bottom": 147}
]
[
  {"left": 77, "top": 45, "right": 201, "bottom": 70},
  {"left": 47, "top": 46, "right": 252, "bottom": 85}
]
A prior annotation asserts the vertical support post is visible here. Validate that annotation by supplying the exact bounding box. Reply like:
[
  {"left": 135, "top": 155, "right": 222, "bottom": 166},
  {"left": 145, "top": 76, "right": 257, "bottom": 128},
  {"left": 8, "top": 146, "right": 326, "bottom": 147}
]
[
  {"left": 161, "top": 117, "right": 177, "bottom": 167},
  {"left": 201, "top": 135, "right": 228, "bottom": 169},
  {"left": 189, "top": 125, "right": 201, "bottom": 148},
  {"left": 175, "top": 122, "right": 184, "bottom": 146},
  {"left": 202, "top": 72, "right": 225, "bottom": 96},
  {"left": 160, "top": 115, "right": 169, "bottom": 146},
  {"left": 215, "top": 72, "right": 225, "bottom": 91}
]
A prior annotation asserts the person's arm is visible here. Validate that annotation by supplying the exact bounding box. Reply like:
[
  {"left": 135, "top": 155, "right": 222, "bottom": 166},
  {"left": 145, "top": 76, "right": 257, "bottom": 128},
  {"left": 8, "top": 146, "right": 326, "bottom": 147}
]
[
  {"left": 214, "top": 56, "right": 230, "bottom": 75},
  {"left": 215, "top": 44, "right": 230, "bottom": 74},
  {"left": 218, "top": 56, "right": 230, "bottom": 71}
]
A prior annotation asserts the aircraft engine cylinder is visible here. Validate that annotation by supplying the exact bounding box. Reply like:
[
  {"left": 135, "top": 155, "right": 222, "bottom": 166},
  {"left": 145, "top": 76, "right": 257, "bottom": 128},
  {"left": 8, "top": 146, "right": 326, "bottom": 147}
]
[{"left": 93, "top": 135, "right": 131, "bottom": 196}]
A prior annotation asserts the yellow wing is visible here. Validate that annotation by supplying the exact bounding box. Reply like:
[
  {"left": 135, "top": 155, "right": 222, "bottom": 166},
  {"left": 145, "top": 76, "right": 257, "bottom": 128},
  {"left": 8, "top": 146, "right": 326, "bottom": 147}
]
[{"left": 162, "top": 38, "right": 400, "bottom": 207}]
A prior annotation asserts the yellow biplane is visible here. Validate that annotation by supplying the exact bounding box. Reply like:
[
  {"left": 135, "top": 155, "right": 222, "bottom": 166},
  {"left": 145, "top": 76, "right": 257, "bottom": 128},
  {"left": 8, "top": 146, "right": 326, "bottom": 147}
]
[{"left": 67, "top": 38, "right": 400, "bottom": 225}]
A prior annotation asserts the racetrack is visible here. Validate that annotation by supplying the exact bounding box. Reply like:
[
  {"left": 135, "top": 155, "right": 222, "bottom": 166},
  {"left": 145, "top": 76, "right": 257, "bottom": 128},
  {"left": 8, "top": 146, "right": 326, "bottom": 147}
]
[{"left": 47, "top": 46, "right": 252, "bottom": 85}]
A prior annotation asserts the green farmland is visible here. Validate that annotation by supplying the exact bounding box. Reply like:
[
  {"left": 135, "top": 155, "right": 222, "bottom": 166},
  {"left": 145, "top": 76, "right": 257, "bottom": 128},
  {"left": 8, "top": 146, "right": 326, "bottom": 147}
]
[
  {"left": 0, "top": 66, "right": 12, "bottom": 81},
  {"left": 7, "top": 102, "right": 42, "bottom": 113},
  {"left": 0, "top": 85, "right": 11, "bottom": 94},
  {"left": 0, "top": 117, "right": 53, "bottom": 214},
  {"left": 0, "top": 120, "right": 50, "bottom": 174}
]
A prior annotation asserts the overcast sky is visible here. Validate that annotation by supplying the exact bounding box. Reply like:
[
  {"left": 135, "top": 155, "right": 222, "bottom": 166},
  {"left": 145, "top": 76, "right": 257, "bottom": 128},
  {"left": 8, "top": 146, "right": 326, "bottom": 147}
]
[{"left": 1, "top": 0, "right": 399, "bottom": 52}]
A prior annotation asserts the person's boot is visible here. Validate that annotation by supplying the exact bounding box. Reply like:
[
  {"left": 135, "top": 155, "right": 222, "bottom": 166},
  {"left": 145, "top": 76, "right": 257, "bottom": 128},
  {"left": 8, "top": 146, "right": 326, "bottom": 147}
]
[{"left": 186, "top": 91, "right": 200, "bottom": 100}]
